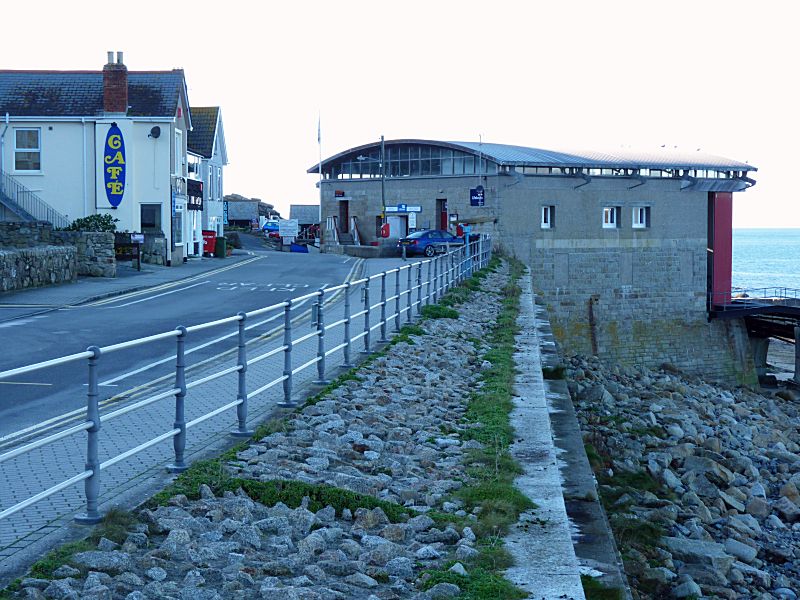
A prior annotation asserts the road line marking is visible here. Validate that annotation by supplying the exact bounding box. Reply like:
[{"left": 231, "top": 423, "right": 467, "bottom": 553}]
[
  {"left": 0, "top": 381, "right": 53, "bottom": 386},
  {"left": 84, "top": 256, "right": 262, "bottom": 306},
  {"left": 102, "top": 281, "right": 210, "bottom": 308}
]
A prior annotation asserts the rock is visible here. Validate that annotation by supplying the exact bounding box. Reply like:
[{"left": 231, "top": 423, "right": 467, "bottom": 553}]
[
  {"left": 746, "top": 497, "right": 771, "bottom": 519},
  {"left": 415, "top": 545, "right": 442, "bottom": 560},
  {"left": 673, "top": 578, "right": 702, "bottom": 598},
  {"left": 774, "top": 496, "right": 800, "bottom": 523},
  {"left": 724, "top": 538, "right": 757, "bottom": 563},
  {"left": 71, "top": 551, "right": 132, "bottom": 574},
  {"left": 428, "top": 582, "right": 461, "bottom": 598},
  {"left": 719, "top": 490, "right": 746, "bottom": 512},
  {"left": 386, "top": 557, "right": 414, "bottom": 579},
  {"left": 774, "top": 588, "right": 798, "bottom": 600},
  {"left": 449, "top": 562, "right": 468, "bottom": 576},
  {"left": 780, "top": 482, "right": 800, "bottom": 506},
  {"left": 663, "top": 537, "right": 734, "bottom": 573}
]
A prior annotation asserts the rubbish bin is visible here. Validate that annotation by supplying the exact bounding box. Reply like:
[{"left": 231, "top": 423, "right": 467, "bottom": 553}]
[
  {"left": 202, "top": 230, "right": 217, "bottom": 256},
  {"left": 214, "top": 236, "right": 227, "bottom": 258}
]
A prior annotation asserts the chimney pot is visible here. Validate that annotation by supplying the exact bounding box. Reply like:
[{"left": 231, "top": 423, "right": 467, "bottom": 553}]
[
  {"left": 107, "top": 51, "right": 114, "bottom": 64},
  {"left": 117, "top": 51, "right": 124, "bottom": 65}
]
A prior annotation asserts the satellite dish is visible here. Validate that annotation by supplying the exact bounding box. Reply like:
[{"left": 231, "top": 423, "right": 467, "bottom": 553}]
[{"left": 149, "top": 126, "right": 161, "bottom": 139}]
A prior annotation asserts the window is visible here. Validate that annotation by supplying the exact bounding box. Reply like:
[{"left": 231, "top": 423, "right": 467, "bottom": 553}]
[
  {"left": 603, "top": 206, "right": 620, "bottom": 229},
  {"left": 632, "top": 206, "right": 650, "bottom": 228},
  {"left": 141, "top": 204, "right": 162, "bottom": 233},
  {"left": 174, "top": 129, "right": 184, "bottom": 176},
  {"left": 541, "top": 205, "right": 555, "bottom": 229},
  {"left": 173, "top": 210, "right": 183, "bottom": 244},
  {"left": 14, "top": 128, "right": 41, "bottom": 171},
  {"left": 216, "top": 167, "right": 222, "bottom": 199}
]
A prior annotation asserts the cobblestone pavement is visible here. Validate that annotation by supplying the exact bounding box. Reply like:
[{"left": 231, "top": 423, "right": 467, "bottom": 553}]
[{"left": 0, "top": 254, "right": 449, "bottom": 583}]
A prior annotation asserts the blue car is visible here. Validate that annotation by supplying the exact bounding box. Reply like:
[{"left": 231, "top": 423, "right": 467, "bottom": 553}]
[{"left": 397, "top": 229, "right": 464, "bottom": 257}]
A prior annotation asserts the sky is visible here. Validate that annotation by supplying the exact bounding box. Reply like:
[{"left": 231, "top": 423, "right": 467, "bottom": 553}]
[{"left": 2, "top": 1, "right": 798, "bottom": 228}]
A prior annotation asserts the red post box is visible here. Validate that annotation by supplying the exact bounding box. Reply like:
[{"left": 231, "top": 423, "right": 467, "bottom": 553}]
[{"left": 202, "top": 230, "right": 217, "bottom": 255}]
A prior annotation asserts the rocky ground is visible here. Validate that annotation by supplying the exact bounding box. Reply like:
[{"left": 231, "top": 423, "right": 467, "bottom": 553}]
[
  {"left": 9, "top": 268, "right": 514, "bottom": 599},
  {"left": 568, "top": 355, "right": 800, "bottom": 599}
]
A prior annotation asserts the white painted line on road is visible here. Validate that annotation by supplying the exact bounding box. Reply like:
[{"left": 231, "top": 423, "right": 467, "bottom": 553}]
[
  {"left": 103, "top": 281, "right": 210, "bottom": 308},
  {"left": 84, "top": 256, "right": 263, "bottom": 307},
  {"left": 0, "top": 381, "right": 53, "bottom": 386}
]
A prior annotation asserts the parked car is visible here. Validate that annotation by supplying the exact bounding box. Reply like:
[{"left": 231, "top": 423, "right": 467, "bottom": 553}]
[
  {"left": 262, "top": 220, "right": 280, "bottom": 238},
  {"left": 397, "top": 229, "right": 464, "bottom": 257}
]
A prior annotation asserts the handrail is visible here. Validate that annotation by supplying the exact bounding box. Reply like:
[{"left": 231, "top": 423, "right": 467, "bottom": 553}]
[
  {"left": 0, "top": 235, "right": 493, "bottom": 527},
  {"left": 0, "top": 170, "right": 70, "bottom": 228}
]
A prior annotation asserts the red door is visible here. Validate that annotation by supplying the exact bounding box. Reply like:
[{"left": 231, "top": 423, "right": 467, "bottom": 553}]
[{"left": 437, "top": 199, "right": 448, "bottom": 230}]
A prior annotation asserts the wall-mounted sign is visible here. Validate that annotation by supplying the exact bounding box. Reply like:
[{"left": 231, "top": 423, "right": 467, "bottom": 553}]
[
  {"left": 131, "top": 233, "right": 145, "bottom": 243},
  {"left": 223, "top": 200, "right": 229, "bottom": 225},
  {"left": 103, "top": 124, "right": 126, "bottom": 207},
  {"left": 469, "top": 186, "right": 485, "bottom": 207},
  {"left": 449, "top": 213, "right": 459, "bottom": 223},
  {"left": 187, "top": 179, "right": 203, "bottom": 211},
  {"left": 386, "top": 205, "right": 422, "bottom": 213},
  {"left": 408, "top": 212, "right": 417, "bottom": 228},
  {"left": 279, "top": 219, "right": 299, "bottom": 238},
  {"left": 335, "top": 190, "right": 346, "bottom": 198}
]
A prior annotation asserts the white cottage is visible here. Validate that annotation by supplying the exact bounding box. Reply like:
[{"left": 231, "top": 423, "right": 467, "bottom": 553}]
[{"left": 0, "top": 52, "right": 193, "bottom": 265}]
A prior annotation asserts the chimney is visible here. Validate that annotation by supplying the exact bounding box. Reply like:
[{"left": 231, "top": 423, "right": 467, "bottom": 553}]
[{"left": 103, "top": 51, "right": 128, "bottom": 114}]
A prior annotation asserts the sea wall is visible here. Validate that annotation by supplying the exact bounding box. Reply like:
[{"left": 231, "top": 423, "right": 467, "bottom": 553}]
[{"left": 531, "top": 243, "right": 757, "bottom": 385}]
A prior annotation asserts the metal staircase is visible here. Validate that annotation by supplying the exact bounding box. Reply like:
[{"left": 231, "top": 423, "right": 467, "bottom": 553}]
[{"left": 0, "top": 170, "right": 70, "bottom": 228}]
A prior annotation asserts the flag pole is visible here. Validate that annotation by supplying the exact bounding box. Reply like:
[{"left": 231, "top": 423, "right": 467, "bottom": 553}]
[{"left": 318, "top": 113, "right": 322, "bottom": 224}]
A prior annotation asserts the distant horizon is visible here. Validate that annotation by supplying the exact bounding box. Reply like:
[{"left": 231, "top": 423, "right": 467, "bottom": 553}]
[{"left": 733, "top": 226, "right": 800, "bottom": 230}]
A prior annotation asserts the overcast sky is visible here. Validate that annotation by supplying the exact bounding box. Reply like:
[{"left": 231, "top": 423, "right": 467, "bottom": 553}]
[{"left": 3, "top": 1, "right": 797, "bottom": 228}]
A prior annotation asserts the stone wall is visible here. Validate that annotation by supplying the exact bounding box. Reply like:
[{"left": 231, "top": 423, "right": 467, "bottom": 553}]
[
  {"left": 142, "top": 235, "right": 167, "bottom": 266},
  {"left": 531, "top": 243, "right": 757, "bottom": 385},
  {"left": 0, "top": 246, "right": 76, "bottom": 292},
  {"left": 52, "top": 232, "right": 116, "bottom": 277},
  {"left": 0, "top": 222, "right": 59, "bottom": 248}
]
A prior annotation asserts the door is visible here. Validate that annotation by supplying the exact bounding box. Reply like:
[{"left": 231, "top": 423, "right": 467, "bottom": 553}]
[
  {"left": 339, "top": 201, "right": 349, "bottom": 233},
  {"left": 387, "top": 215, "right": 407, "bottom": 239},
  {"left": 436, "top": 199, "right": 448, "bottom": 230}
]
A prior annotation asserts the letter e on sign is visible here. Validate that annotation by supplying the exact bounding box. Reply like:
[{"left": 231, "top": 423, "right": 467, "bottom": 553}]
[{"left": 103, "top": 124, "right": 126, "bottom": 207}]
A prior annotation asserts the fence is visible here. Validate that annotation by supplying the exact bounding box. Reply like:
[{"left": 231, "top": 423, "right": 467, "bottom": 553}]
[
  {"left": 0, "top": 236, "right": 492, "bottom": 524},
  {"left": 709, "top": 287, "right": 800, "bottom": 313}
]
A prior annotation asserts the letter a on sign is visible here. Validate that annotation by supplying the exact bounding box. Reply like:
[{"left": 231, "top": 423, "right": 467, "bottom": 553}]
[{"left": 103, "top": 124, "right": 126, "bottom": 207}]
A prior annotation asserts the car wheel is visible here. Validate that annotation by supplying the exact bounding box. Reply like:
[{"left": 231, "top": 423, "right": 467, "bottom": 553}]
[{"left": 424, "top": 245, "right": 435, "bottom": 257}]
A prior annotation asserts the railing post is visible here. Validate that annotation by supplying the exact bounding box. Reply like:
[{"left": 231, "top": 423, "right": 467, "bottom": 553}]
[
  {"left": 231, "top": 314, "right": 253, "bottom": 437},
  {"left": 394, "top": 268, "right": 401, "bottom": 332},
  {"left": 362, "top": 278, "right": 372, "bottom": 354},
  {"left": 380, "top": 272, "right": 388, "bottom": 342},
  {"left": 406, "top": 265, "right": 413, "bottom": 323},
  {"left": 343, "top": 282, "right": 353, "bottom": 368},
  {"left": 426, "top": 260, "right": 432, "bottom": 305},
  {"left": 76, "top": 346, "right": 103, "bottom": 524},
  {"left": 417, "top": 263, "right": 423, "bottom": 314},
  {"left": 478, "top": 235, "right": 484, "bottom": 269},
  {"left": 794, "top": 326, "right": 800, "bottom": 385},
  {"left": 278, "top": 300, "right": 295, "bottom": 407},
  {"left": 314, "top": 288, "right": 330, "bottom": 384},
  {"left": 432, "top": 257, "right": 438, "bottom": 304},
  {"left": 167, "top": 327, "right": 189, "bottom": 470}
]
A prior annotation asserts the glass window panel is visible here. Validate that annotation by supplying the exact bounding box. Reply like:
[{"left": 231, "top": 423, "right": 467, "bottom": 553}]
[
  {"left": 421, "top": 160, "right": 431, "bottom": 176},
  {"left": 410, "top": 159, "right": 421, "bottom": 176},
  {"left": 400, "top": 160, "right": 411, "bottom": 176},
  {"left": 441, "top": 158, "right": 452, "bottom": 175},
  {"left": 420, "top": 146, "right": 431, "bottom": 159},
  {"left": 453, "top": 157, "right": 464, "bottom": 174},
  {"left": 16, "top": 129, "right": 39, "bottom": 149},
  {"left": 464, "top": 156, "right": 474, "bottom": 174},
  {"left": 485, "top": 162, "right": 497, "bottom": 174},
  {"left": 399, "top": 147, "right": 410, "bottom": 160},
  {"left": 431, "top": 158, "right": 441, "bottom": 175},
  {"left": 15, "top": 152, "right": 40, "bottom": 170}
]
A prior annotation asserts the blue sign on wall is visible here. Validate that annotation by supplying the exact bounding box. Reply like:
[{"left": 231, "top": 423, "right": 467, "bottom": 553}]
[
  {"left": 469, "top": 185, "right": 485, "bottom": 207},
  {"left": 103, "top": 124, "right": 126, "bottom": 207}
]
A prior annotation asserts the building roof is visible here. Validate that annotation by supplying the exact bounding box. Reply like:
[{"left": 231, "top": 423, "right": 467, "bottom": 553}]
[
  {"left": 310, "top": 139, "right": 756, "bottom": 173},
  {"left": 290, "top": 204, "right": 320, "bottom": 223},
  {"left": 0, "top": 70, "right": 187, "bottom": 118},
  {"left": 187, "top": 106, "right": 219, "bottom": 157}
]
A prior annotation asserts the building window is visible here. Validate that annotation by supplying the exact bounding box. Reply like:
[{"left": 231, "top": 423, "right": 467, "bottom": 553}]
[
  {"left": 14, "top": 128, "right": 41, "bottom": 171},
  {"left": 217, "top": 167, "right": 222, "bottom": 199},
  {"left": 174, "top": 130, "right": 184, "bottom": 176},
  {"left": 541, "top": 205, "right": 555, "bottom": 229},
  {"left": 603, "top": 206, "right": 620, "bottom": 229},
  {"left": 173, "top": 210, "right": 183, "bottom": 244},
  {"left": 632, "top": 206, "right": 650, "bottom": 228},
  {"left": 141, "top": 204, "right": 162, "bottom": 233}
]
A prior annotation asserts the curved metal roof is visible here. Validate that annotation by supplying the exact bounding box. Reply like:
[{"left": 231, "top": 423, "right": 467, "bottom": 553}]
[{"left": 308, "top": 139, "right": 755, "bottom": 172}]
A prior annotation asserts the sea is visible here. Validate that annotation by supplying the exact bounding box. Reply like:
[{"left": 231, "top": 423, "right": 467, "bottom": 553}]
[{"left": 732, "top": 228, "right": 800, "bottom": 292}]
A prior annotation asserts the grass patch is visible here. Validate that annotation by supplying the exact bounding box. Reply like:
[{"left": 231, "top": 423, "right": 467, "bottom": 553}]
[
  {"left": 421, "top": 304, "right": 459, "bottom": 320},
  {"left": 441, "top": 285, "right": 472, "bottom": 307},
  {"left": 581, "top": 575, "right": 624, "bottom": 600},
  {"left": 421, "top": 568, "right": 528, "bottom": 600}
]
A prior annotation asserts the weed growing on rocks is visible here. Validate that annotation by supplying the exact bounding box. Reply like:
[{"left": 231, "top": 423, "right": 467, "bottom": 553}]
[{"left": 421, "top": 304, "right": 459, "bottom": 319}]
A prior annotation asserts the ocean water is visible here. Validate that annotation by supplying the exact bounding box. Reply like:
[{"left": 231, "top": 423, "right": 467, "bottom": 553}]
[{"left": 732, "top": 228, "right": 800, "bottom": 291}]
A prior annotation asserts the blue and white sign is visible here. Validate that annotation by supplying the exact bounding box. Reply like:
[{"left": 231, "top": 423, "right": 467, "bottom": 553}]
[
  {"left": 469, "top": 186, "right": 485, "bottom": 207},
  {"left": 386, "top": 205, "right": 422, "bottom": 213},
  {"left": 103, "top": 124, "right": 126, "bottom": 207}
]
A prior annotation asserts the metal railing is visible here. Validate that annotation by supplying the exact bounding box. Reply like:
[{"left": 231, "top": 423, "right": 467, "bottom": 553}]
[
  {"left": 709, "top": 287, "right": 800, "bottom": 312},
  {"left": 0, "top": 236, "right": 492, "bottom": 524},
  {"left": 0, "top": 170, "right": 70, "bottom": 229}
]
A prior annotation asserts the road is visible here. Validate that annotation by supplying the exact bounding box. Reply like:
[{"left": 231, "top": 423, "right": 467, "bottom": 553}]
[{"left": 0, "top": 244, "right": 362, "bottom": 438}]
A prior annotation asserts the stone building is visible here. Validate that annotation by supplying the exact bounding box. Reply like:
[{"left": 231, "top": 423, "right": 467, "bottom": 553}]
[{"left": 311, "top": 139, "right": 758, "bottom": 382}]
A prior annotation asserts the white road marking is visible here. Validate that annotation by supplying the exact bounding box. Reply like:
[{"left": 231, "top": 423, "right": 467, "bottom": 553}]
[
  {"left": 103, "top": 281, "right": 210, "bottom": 308},
  {"left": 0, "top": 381, "right": 53, "bottom": 386}
]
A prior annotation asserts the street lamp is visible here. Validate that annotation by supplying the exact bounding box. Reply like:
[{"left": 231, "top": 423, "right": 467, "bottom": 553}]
[{"left": 356, "top": 135, "right": 386, "bottom": 229}]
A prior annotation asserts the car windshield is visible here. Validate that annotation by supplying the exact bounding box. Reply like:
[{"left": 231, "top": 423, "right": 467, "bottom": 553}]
[{"left": 406, "top": 231, "right": 429, "bottom": 239}]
